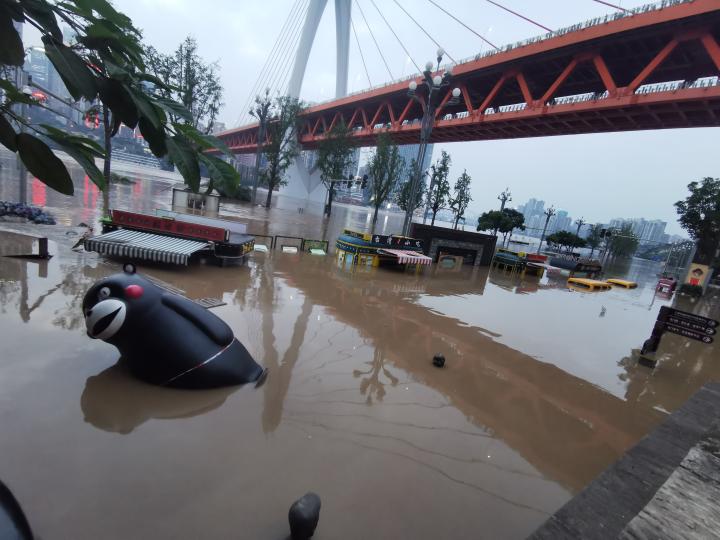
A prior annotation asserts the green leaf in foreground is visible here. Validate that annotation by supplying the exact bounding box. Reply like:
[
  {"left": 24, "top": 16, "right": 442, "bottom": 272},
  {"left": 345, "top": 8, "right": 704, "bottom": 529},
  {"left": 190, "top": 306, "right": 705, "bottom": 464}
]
[
  {"left": 200, "top": 154, "right": 240, "bottom": 191},
  {"left": 43, "top": 132, "right": 106, "bottom": 191},
  {"left": 153, "top": 96, "right": 193, "bottom": 122},
  {"left": 175, "top": 124, "right": 232, "bottom": 155},
  {"left": 0, "top": 114, "right": 18, "bottom": 152},
  {"left": 40, "top": 124, "right": 105, "bottom": 157},
  {"left": 0, "top": 14, "right": 25, "bottom": 66},
  {"left": 167, "top": 135, "right": 200, "bottom": 192},
  {"left": 41, "top": 36, "right": 97, "bottom": 101},
  {"left": 138, "top": 117, "right": 167, "bottom": 157},
  {"left": 16, "top": 133, "right": 74, "bottom": 195}
]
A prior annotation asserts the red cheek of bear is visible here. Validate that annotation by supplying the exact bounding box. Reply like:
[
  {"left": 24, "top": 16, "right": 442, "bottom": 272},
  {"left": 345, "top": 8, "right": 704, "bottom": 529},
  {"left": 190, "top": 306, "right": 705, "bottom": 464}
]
[{"left": 125, "top": 284, "right": 144, "bottom": 299}]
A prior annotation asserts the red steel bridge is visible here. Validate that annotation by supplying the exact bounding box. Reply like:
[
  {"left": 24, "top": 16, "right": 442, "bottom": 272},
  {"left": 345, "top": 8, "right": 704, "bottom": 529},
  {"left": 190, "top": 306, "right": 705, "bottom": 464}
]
[{"left": 217, "top": 0, "right": 720, "bottom": 153}]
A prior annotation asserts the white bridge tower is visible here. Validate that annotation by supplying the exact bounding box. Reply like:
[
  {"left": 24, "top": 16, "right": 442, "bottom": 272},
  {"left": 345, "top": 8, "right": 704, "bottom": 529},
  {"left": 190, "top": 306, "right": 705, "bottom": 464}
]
[
  {"left": 283, "top": 0, "right": 352, "bottom": 201},
  {"left": 288, "top": 0, "right": 351, "bottom": 100}
]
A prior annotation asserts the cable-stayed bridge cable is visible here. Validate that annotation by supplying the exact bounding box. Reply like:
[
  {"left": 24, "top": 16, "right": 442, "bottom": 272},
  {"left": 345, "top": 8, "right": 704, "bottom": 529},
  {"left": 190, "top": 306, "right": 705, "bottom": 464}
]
[
  {"left": 235, "top": 0, "right": 307, "bottom": 126},
  {"left": 591, "top": 0, "right": 632, "bottom": 14},
  {"left": 368, "top": 0, "right": 422, "bottom": 73},
  {"left": 267, "top": 0, "right": 311, "bottom": 98},
  {"left": 391, "top": 0, "right": 455, "bottom": 63},
  {"left": 351, "top": 17, "right": 373, "bottom": 88},
  {"left": 426, "top": 0, "right": 499, "bottom": 51},
  {"left": 354, "top": 0, "right": 394, "bottom": 80},
  {"left": 234, "top": 0, "right": 303, "bottom": 125},
  {"left": 485, "top": 0, "right": 552, "bottom": 33},
  {"left": 251, "top": 0, "right": 308, "bottom": 111},
  {"left": 235, "top": 0, "right": 305, "bottom": 125}
]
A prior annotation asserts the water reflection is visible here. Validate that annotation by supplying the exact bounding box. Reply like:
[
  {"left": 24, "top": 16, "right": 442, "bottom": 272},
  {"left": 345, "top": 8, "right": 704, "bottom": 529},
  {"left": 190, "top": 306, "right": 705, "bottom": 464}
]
[
  {"left": 618, "top": 288, "right": 720, "bottom": 413},
  {"left": 283, "top": 259, "right": 664, "bottom": 491},
  {"left": 353, "top": 347, "right": 399, "bottom": 404},
  {"left": 1, "top": 150, "right": 175, "bottom": 230},
  {"left": 81, "top": 363, "right": 238, "bottom": 434},
  {"left": 3, "top": 165, "right": 720, "bottom": 538},
  {"left": 262, "top": 295, "right": 313, "bottom": 433}
]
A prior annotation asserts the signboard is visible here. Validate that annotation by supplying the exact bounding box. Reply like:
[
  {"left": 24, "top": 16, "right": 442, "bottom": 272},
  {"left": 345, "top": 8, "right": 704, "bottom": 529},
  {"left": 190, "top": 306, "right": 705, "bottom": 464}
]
[
  {"left": 342, "top": 229, "right": 371, "bottom": 241},
  {"left": 666, "top": 315, "right": 716, "bottom": 335},
  {"left": 659, "top": 307, "right": 717, "bottom": 329},
  {"left": 112, "top": 210, "right": 228, "bottom": 243},
  {"left": 663, "top": 324, "right": 714, "bottom": 344},
  {"left": 685, "top": 263, "right": 710, "bottom": 288},
  {"left": 640, "top": 306, "right": 717, "bottom": 363},
  {"left": 659, "top": 307, "right": 716, "bottom": 344},
  {"left": 340, "top": 230, "right": 424, "bottom": 249},
  {"left": 372, "top": 235, "right": 424, "bottom": 250}
]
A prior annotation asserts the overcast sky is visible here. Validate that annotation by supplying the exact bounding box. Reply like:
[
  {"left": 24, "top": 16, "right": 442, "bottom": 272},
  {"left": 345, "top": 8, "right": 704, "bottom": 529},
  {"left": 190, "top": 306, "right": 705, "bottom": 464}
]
[{"left": 30, "top": 0, "right": 720, "bottom": 234}]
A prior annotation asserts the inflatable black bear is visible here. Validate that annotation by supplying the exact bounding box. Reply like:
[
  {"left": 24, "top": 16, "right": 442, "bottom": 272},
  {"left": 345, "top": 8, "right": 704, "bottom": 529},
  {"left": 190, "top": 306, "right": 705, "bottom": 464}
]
[{"left": 83, "top": 264, "right": 265, "bottom": 389}]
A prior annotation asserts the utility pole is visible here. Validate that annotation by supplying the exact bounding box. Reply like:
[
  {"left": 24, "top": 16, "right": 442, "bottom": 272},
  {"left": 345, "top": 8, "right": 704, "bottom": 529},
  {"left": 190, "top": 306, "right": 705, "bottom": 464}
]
[{"left": 537, "top": 205, "right": 555, "bottom": 254}]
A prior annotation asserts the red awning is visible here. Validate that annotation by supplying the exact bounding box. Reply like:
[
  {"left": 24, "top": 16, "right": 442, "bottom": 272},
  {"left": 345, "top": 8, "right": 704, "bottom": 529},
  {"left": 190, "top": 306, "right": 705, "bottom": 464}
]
[{"left": 377, "top": 249, "right": 433, "bottom": 265}]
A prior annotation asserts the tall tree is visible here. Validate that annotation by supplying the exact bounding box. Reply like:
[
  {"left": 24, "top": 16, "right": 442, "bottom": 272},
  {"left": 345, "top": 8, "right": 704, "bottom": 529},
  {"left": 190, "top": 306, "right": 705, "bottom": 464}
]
[
  {"left": 546, "top": 230, "right": 586, "bottom": 253},
  {"left": 499, "top": 208, "right": 525, "bottom": 246},
  {"left": 0, "top": 0, "right": 238, "bottom": 199},
  {"left": 449, "top": 169, "right": 472, "bottom": 229},
  {"left": 368, "top": 133, "right": 404, "bottom": 232},
  {"left": 427, "top": 150, "right": 451, "bottom": 226},
  {"left": 586, "top": 224, "right": 603, "bottom": 258},
  {"left": 145, "top": 37, "right": 223, "bottom": 133},
  {"left": 477, "top": 208, "right": 524, "bottom": 246},
  {"left": 477, "top": 210, "right": 506, "bottom": 234},
  {"left": 396, "top": 159, "right": 426, "bottom": 214},
  {"left": 260, "top": 95, "right": 303, "bottom": 208},
  {"left": 316, "top": 120, "right": 354, "bottom": 217},
  {"left": 248, "top": 88, "right": 272, "bottom": 204},
  {"left": 608, "top": 223, "right": 639, "bottom": 259},
  {"left": 675, "top": 177, "right": 720, "bottom": 265}
]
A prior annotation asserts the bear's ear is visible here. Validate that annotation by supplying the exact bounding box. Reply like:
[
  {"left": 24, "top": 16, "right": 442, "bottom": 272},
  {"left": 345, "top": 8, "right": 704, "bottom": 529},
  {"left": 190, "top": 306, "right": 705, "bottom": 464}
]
[{"left": 123, "top": 262, "right": 137, "bottom": 275}]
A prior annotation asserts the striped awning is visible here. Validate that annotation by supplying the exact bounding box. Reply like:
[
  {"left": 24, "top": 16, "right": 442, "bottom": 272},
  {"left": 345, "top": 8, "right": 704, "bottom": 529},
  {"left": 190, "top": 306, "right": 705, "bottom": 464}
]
[
  {"left": 377, "top": 248, "right": 433, "bottom": 265},
  {"left": 85, "top": 229, "right": 210, "bottom": 266}
]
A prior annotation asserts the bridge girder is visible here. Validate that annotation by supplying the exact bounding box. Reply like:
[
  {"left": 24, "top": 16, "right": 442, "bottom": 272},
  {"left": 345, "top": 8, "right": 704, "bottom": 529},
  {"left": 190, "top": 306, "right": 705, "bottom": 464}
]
[{"left": 217, "top": 0, "right": 720, "bottom": 154}]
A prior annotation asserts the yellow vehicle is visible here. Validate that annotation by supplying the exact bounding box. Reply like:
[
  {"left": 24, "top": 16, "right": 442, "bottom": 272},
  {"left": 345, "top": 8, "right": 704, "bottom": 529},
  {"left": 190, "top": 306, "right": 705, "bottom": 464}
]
[
  {"left": 605, "top": 278, "right": 638, "bottom": 289},
  {"left": 567, "top": 278, "right": 612, "bottom": 291}
]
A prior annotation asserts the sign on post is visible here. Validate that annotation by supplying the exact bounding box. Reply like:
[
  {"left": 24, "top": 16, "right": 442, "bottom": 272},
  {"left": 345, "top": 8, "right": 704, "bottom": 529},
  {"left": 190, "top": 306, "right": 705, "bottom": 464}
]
[{"left": 639, "top": 306, "right": 718, "bottom": 367}]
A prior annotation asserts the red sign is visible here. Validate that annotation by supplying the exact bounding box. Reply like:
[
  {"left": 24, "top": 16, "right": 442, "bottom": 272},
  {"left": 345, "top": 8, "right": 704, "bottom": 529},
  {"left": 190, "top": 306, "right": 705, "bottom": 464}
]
[{"left": 112, "top": 210, "right": 228, "bottom": 243}]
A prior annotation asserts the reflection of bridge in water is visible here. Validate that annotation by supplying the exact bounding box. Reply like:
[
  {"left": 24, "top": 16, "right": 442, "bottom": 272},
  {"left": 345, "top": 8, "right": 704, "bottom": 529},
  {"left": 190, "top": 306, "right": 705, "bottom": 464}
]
[{"left": 268, "top": 256, "right": 664, "bottom": 492}]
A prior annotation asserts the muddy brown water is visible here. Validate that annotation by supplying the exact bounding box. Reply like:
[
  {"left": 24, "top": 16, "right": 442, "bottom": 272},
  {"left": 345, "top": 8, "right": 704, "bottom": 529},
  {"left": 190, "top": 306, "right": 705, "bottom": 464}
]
[{"left": 0, "top": 162, "right": 719, "bottom": 539}]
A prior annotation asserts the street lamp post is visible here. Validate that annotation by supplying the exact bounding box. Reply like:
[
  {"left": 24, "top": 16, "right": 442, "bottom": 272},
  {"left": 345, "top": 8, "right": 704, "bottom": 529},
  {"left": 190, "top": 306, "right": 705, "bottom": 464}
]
[
  {"left": 494, "top": 187, "right": 512, "bottom": 236},
  {"left": 498, "top": 187, "right": 511, "bottom": 211},
  {"left": 575, "top": 217, "right": 585, "bottom": 237},
  {"left": 537, "top": 205, "right": 556, "bottom": 254},
  {"left": 401, "top": 49, "right": 461, "bottom": 237}
]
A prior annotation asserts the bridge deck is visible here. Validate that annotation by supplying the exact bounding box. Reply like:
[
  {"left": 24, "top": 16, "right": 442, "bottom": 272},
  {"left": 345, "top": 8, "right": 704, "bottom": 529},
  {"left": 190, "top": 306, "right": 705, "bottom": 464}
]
[{"left": 217, "top": 0, "right": 720, "bottom": 153}]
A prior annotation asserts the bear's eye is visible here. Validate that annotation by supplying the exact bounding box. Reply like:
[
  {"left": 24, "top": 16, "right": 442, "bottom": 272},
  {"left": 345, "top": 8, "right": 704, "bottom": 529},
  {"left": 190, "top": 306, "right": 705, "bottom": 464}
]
[{"left": 98, "top": 286, "right": 111, "bottom": 300}]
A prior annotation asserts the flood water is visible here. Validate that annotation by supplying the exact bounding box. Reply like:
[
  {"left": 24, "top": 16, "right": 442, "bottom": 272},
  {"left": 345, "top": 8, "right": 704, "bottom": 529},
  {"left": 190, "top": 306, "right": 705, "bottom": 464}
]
[{"left": 1, "top": 158, "right": 719, "bottom": 539}]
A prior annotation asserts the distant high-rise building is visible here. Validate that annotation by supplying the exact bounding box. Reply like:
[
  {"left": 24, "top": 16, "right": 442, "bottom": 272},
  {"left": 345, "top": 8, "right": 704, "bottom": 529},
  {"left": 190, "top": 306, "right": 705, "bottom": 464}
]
[
  {"left": 609, "top": 217, "right": 667, "bottom": 245},
  {"left": 552, "top": 209, "right": 572, "bottom": 233},
  {"left": 518, "top": 198, "right": 548, "bottom": 237},
  {"left": 392, "top": 143, "right": 434, "bottom": 196},
  {"left": 24, "top": 47, "right": 51, "bottom": 89}
]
